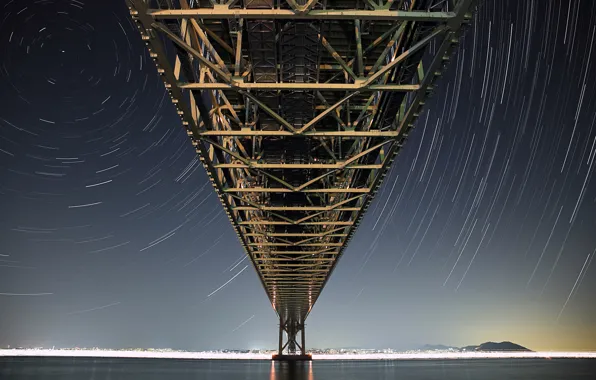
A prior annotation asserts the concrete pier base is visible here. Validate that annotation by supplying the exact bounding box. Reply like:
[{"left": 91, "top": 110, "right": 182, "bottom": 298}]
[{"left": 271, "top": 354, "right": 312, "bottom": 361}]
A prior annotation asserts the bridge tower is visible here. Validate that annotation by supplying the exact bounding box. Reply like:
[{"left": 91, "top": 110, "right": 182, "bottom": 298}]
[
  {"left": 274, "top": 317, "right": 307, "bottom": 359},
  {"left": 127, "top": 0, "right": 477, "bottom": 359}
]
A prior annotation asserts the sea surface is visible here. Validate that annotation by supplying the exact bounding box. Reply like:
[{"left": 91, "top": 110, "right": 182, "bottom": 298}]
[{"left": 1, "top": 357, "right": 595, "bottom": 379}]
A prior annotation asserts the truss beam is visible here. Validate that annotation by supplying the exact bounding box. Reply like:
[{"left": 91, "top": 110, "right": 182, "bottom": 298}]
[
  {"left": 147, "top": 8, "right": 456, "bottom": 22},
  {"left": 224, "top": 187, "right": 371, "bottom": 193},
  {"left": 180, "top": 82, "right": 419, "bottom": 91}
]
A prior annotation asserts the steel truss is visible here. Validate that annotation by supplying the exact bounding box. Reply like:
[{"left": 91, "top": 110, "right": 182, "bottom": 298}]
[
  {"left": 127, "top": 0, "right": 476, "bottom": 355},
  {"left": 278, "top": 316, "right": 306, "bottom": 356}
]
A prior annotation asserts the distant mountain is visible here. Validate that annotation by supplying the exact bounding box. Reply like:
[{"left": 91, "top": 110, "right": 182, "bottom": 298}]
[
  {"left": 422, "top": 341, "right": 532, "bottom": 352},
  {"left": 474, "top": 341, "right": 531, "bottom": 352},
  {"left": 419, "top": 344, "right": 459, "bottom": 351}
]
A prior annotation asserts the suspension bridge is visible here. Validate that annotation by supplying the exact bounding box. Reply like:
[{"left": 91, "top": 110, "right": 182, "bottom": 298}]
[{"left": 127, "top": 0, "right": 477, "bottom": 360}]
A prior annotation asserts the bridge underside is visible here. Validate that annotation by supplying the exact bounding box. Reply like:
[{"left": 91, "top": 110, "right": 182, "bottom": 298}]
[{"left": 128, "top": 0, "right": 475, "bottom": 355}]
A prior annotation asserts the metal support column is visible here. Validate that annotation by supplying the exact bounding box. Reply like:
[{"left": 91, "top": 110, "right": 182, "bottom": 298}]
[
  {"left": 301, "top": 324, "right": 306, "bottom": 356},
  {"left": 278, "top": 316, "right": 283, "bottom": 355}
]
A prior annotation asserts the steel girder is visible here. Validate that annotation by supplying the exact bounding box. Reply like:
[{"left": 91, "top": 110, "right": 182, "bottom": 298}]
[
  {"left": 147, "top": 8, "right": 455, "bottom": 21},
  {"left": 127, "top": 0, "right": 476, "bottom": 350}
]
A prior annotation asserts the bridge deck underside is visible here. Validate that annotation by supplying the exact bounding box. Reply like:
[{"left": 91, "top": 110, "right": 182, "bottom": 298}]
[{"left": 128, "top": 0, "right": 474, "bottom": 329}]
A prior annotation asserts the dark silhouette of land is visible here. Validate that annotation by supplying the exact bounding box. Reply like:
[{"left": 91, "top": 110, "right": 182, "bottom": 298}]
[
  {"left": 461, "top": 341, "right": 531, "bottom": 352},
  {"left": 421, "top": 341, "right": 532, "bottom": 352}
]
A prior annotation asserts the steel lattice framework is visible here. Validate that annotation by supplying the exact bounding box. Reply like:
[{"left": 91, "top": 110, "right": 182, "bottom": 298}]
[{"left": 127, "top": 0, "right": 476, "bottom": 356}]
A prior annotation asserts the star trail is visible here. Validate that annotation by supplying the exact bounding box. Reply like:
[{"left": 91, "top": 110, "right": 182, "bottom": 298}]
[{"left": 0, "top": 0, "right": 595, "bottom": 352}]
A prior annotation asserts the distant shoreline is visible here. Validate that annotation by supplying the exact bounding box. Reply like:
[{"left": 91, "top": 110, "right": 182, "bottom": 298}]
[{"left": 1, "top": 349, "right": 596, "bottom": 360}]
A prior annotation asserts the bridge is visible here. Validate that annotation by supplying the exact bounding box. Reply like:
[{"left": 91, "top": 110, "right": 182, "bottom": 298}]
[{"left": 127, "top": 0, "right": 476, "bottom": 359}]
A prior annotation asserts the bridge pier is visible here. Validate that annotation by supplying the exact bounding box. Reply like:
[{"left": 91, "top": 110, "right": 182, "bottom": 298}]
[{"left": 272, "top": 316, "right": 312, "bottom": 361}]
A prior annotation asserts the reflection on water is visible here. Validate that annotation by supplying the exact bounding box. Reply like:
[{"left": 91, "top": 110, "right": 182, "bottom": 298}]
[
  {"left": 270, "top": 360, "right": 314, "bottom": 380},
  {"left": 1, "top": 357, "right": 595, "bottom": 379}
]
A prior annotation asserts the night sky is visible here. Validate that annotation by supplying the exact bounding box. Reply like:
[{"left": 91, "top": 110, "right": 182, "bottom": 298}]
[{"left": 1, "top": 0, "right": 595, "bottom": 352}]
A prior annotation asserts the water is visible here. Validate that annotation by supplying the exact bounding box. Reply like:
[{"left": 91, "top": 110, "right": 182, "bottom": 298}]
[{"left": 1, "top": 357, "right": 595, "bottom": 379}]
